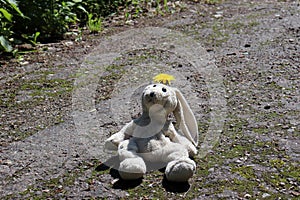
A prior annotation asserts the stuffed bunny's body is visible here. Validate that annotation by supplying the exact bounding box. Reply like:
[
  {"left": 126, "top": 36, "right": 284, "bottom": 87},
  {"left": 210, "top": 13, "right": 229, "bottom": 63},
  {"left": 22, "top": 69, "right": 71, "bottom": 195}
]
[{"left": 105, "top": 83, "right": 198, "bottom": 182}]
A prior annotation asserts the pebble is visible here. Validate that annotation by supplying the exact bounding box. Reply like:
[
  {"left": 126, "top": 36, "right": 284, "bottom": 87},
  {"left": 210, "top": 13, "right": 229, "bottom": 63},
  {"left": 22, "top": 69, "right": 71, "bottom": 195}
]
[
  {"left": 262, "top": 193, "right": 271, "bottom": 198},
  {"left": 264, "top": 105, "right": 271, "bottom": 109},
  {"left": 244, "top": 193, "right": 252, "bottom": 198},
  {"left": 214, "top": 14, "right": 223, "bottom": 18},
  {"left": 3, "top": 160, "right": 12, "bottom": 165},
  {"left": 64, "top": 41, "right": 74, "bottom": 46},
  {"left": 275, "top": 14, "right": 282, "bottom": 19},
  {"left": 214, "top": 11, "right": 223, "bottom": 18},
  {"left": 208, "top": 167, "right": 215, "bottom": 173},
  {"left": 279, "top": 182, "right": 285, "bottom": 186},
  {"left": 282, "top": 125, "right": 289, "bottom": 129},
  {"left": 287, "top": 128, "right": 294, "bottom": 133},
  {"left": 111, "top": 179, "right": 118, "bottom": 185},
  {"left": 20, "top": 61, "right": 29, "bottom": 66},
  {"left": 125, "top": 20, "right": 134, "bottom": 25}
]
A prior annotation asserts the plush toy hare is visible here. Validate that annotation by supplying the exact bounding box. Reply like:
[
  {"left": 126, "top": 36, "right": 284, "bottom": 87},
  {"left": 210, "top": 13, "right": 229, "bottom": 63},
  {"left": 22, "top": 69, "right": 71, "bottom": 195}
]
[{"left": 104, "top": 77, "right": 198, "bottom": 182}]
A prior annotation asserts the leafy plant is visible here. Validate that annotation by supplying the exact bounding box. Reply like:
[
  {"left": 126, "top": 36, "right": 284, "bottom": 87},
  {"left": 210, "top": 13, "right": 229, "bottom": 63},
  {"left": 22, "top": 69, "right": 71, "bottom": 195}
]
[
  {"left": 163, "top": 0, "right": 169, "bottom": 12},
  {"left": 14, "top": 0, "right": 77, "bottom": 41},
  {"left": 0, "top": 0, "right": 25, "bottom": 52},
  {"left": 1, "top": 0, "right": 179, "bottom": 54},
  {"left": 0, "top": 36, "right": 12, "bottom": 52},
  {"left": 87, "top": 13, "right": 102, "bottom": 33},
  {"left": 203, "top": 0, "right": 222, "bottom": 5},
  {"left": 13, "top": 0, "right": 124, "bottom": 41},
  {"left": 29, "top": 32, "right": 41, "bottom": 45}
]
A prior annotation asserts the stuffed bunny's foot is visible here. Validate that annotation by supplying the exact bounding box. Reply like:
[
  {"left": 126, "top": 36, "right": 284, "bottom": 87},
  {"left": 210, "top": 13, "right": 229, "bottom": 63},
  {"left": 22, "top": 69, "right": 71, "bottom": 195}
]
[
  {"left": 119, "top": 157, "right": 146, "bottom": 180},
  {"left": 165, "top": 159, "right": 196, "bottom": 182}
]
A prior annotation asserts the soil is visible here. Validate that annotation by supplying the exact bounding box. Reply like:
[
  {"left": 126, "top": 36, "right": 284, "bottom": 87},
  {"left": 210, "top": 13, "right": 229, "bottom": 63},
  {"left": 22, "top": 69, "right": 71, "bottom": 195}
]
[{"left": 0, "top": 0, "right": 299, "bottom": 199}]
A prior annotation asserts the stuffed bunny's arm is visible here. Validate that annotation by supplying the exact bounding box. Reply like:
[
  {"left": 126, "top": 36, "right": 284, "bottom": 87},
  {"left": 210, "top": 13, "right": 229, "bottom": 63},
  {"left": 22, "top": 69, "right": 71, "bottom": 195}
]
[
  {"left": 104, "top": 121, "right": 135, "bottom": 151},
  {"left": 165, "top": 122, "right": 197, "bottom": 157}
]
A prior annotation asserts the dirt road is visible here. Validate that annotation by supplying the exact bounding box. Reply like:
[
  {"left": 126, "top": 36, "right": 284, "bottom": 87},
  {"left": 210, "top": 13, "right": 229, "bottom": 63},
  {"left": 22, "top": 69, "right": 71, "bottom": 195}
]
[{"left": 1, "top": 0, "right": 299, "bottom": 199}]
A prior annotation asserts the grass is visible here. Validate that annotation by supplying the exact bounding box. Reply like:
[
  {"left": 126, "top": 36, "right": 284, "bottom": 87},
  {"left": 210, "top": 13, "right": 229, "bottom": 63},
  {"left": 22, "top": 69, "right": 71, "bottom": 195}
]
[
  {"left": 0, "top": 69, "right": 73, "bottom": 107},
  {"left": 95, "top": 64, "right": 126, "bottom": 102},
  {"left": 87, "top": 13, "right": 102, "bottom": 33},
  {"left": 0, "top": 69, "right": 74, "bottom": 142},
  {"left": 203, "top": 0, "right": 223, "bottom": 4}
]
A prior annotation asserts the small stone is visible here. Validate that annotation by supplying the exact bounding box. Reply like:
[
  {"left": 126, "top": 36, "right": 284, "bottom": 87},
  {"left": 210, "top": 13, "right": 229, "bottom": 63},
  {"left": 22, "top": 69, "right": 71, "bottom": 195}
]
[
  {"left": 227, "top": 52, "right": 237, "bottom": 56},
  {"left": 111, "top": 179, "right": 118, "bottom": 185},
  {"left": 244, "top": 44, "right": 251, "bottom": 48},
  {"left": 125, "top": 20, "right": 134, "bottom": 25},
  {"left": 287, "top": 128, "right": 294, "bottom": 133},
  {"left": 208, "top": 168, "right": 215, "bottom": 173},
  {"left": 214, "top": 14, "right": 223, "bottom": 18},
  {"left": 214, "top": 11, "right": 223, "bottom": 18},
  {"left": 3, "top": 160, "right": 13, "bottom": 165},
  {"left": 291, "top": 191, "right": 300, "bottom": 196},
  {"left": 82, "top": 182, "right": 90, "bottom": 190},
  {"left": 20, "top": 61, "right": 29, "bottom": 66},
  {"left": 262, "top": 193, "right": 271, "bottom": 198},
  {"left": 282, "top": 125, "right": 289, "bottom": 129},
  {"left": 279, "top": 182, "right": 285, "bottom": 186},
  {"left": 64, "top": 41, "right": 74, "bottom": 46},
  {"left": 264, "top": 105, "right": 271, "bottom": 109},
  {"left": 244, "top": 193, "right": 252, "bottom": 198}
]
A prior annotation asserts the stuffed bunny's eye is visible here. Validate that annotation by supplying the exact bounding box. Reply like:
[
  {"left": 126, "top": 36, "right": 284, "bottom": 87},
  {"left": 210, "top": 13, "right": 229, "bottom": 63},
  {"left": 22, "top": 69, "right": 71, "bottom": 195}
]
[
  {"left": 153, "top": 85, "right": 156, "bottom": 87},
  {"left": 162, "top": 88, "right": 167, "bottom": 92}
]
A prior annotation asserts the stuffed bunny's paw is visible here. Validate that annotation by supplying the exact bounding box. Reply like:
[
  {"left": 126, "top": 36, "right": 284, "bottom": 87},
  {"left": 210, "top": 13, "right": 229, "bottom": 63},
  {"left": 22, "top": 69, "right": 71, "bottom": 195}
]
[
  {"left": 165, "top": 159, "right": 196, "bottom": 182},
  {"left": 104, "top": 133, "right": 125, "bottom": 151},
  {"left": 119, "top": 157, "right": 146, "bottom": 180}
]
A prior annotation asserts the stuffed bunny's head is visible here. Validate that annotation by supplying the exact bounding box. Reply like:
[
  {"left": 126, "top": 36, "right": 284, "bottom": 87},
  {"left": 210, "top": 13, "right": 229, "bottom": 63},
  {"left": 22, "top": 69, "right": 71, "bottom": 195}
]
[
  {"left": 141, "top": 83, "right": 198, "bottom": 146},
  {"left": 142, "top": 84, "right": 177, "bottom": 115}
]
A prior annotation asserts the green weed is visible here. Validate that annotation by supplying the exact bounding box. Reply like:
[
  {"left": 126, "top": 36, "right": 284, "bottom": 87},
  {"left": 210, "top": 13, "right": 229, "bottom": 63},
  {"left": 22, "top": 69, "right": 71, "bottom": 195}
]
[{"left": 87, "top": 13, "right": 102, "bottom": 33}]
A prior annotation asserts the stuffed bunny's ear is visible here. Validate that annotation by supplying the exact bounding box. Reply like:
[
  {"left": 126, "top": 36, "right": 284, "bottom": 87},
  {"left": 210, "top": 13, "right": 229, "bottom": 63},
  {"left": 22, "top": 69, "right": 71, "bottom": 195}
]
[{"left": 173, "top": 88, "right": 198, "bottom": 146}]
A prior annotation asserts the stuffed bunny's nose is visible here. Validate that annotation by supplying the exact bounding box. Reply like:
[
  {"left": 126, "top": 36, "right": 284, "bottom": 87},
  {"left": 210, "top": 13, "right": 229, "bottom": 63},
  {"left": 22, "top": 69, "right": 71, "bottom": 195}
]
[{"left": 150, "top": 92, "right": 155, "bottom": 97}]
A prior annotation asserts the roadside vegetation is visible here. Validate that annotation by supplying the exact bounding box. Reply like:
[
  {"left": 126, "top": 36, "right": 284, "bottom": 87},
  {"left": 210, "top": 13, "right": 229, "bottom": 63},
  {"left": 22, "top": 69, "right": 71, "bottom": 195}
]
[{"left": 0, "top": 0, "right": 190, "bottom": 55}]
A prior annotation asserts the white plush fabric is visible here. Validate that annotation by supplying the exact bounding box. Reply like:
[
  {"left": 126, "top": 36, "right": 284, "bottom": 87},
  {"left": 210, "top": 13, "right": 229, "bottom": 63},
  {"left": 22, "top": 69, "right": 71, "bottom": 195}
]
[{"left": 104, "top": 83, "right": 198, "bottom": 182}]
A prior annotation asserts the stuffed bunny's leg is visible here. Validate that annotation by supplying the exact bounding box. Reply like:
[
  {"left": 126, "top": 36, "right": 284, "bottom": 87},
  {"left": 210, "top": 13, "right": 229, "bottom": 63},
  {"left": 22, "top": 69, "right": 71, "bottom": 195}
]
[
  {"left": 164, "top": 143, "right": 196, "bottom": 182},
  {"left": 118, "top": 139, "right": 146, "bottom": 180}
]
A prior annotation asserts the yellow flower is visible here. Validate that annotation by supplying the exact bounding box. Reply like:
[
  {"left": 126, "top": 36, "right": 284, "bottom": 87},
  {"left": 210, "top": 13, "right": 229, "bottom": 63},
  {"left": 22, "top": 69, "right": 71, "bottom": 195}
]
[{"left": 153, "top": 73, "right": 175, "bottom": 85}]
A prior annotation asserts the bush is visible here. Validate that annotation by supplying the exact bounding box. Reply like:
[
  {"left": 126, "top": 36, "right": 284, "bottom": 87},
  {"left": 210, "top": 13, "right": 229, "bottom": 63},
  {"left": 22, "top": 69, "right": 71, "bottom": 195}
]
[
  {"left": 0, "top": 0, "right": 25, "bottom": 52},
  {"left": 14, "top": 0, "right": 82, "bottom": 41},
  {"left": 13, "top": 0, "right": 125, "bottom": 41},
  {"left": 0, "top": 0, "right": 124, "bottom": 52},
  {"left": 1, "top": 0, "right": 174, "bottom": 53}
]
